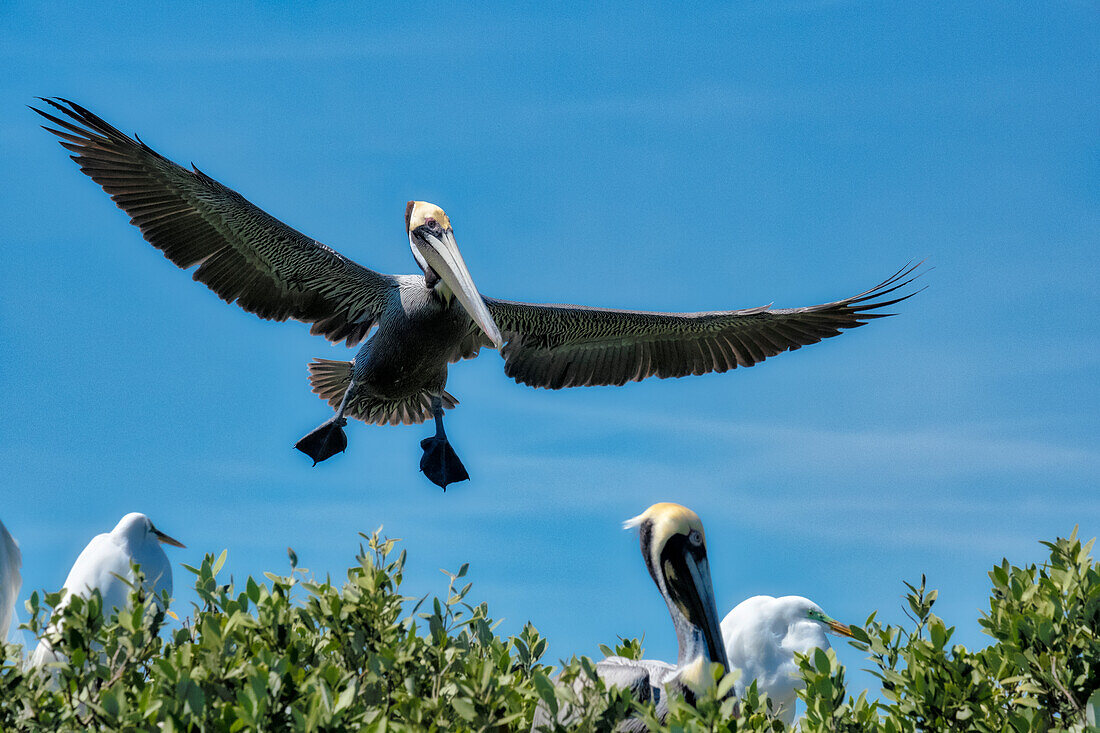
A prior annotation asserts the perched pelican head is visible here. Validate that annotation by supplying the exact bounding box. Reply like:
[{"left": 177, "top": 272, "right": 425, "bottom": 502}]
[
  {"left": 624, "top": 502, "right": 729, "bottom": 682},
  {"left": 113, "top": 513, "right": 186, "bottom": 549},
  {"left": 406, "top": 201, "right": 503, "bottom": 348}
]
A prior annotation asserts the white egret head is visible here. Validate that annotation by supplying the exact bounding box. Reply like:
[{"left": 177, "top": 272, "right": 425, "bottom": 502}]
[
  {"left": 721, "top": 595, "right": 855, "bottom": 724},
  {"left": 112, "top": 513, "right": 186, "bottom": 549},
  {"left": 771, "top": 596, "right": 854, "bottom": 658}
]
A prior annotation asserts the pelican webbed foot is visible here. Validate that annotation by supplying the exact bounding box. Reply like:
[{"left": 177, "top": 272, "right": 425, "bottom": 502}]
[
  {"left": 295, "top": 416, "right": 348, "bottom": 466},
  {"left": 420, "top": 396, "right": 469, "bottom": 490},
  {"left": 419, "top": 435, "right": 469, "bottom": 490}
]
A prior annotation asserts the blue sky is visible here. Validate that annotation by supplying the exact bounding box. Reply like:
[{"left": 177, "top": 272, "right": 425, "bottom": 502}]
[{"left": 2, "top": 1, "right": 1097, "bottom": 701}]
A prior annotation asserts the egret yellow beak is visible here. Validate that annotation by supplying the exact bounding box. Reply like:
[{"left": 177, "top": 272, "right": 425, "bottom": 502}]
[
  {"left": 152, "top": 527, "right": 186, "bottom": 548},
  {"left": 827, "top": 618, "right": 855, "bottom": 638}
]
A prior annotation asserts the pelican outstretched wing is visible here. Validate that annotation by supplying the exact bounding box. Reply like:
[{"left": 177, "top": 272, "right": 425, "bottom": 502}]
[
  {"left": 32, "top": 98, "right": 397, "bottom": 346},
  {"left": 485, "top": 263, "right": 923, "bottom": 389}
]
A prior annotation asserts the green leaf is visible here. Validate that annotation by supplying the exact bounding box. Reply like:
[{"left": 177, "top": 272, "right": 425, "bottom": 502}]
[
  {"left": 247, "top": 576, "right": 263, "bottom": 605},
  {"left": 716, "top": 671, "right": 738, "bottom": 700},
  {"left": 334, "top": 683, "right": 357, "bottom": 714},
  {"left": 930, "top": 620, "right": 946, "bottom": 649},
  {"left": 212, "top": 548, "right": 228, "bottom": 575},
  {"left": 451, "top": 697, "right": 477, "bottom": 721},
  {"left": 533, "top": 672, "right": 558, "bottom": 711}
]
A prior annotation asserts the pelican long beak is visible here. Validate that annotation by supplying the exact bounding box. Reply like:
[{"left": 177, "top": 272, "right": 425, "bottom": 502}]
[
  {"left": 664, "top": 544, "right": 729, "bottom": 670},
  {"left": 409, "top": 223, "right": 503, "bottom": 349},
  {"left": 682, "top": 552, "right": 730, "bottom": 669},
  {"left": 152, "top": 527, "right": 186, "bottom": 548}
]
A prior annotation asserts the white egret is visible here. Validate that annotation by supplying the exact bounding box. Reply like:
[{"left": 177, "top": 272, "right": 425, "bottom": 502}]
[
  {"left": 30, "top": 513, "right": 184, "bottom": 666},
  {"left": 721, "top": 595, "right": 854, "bottom": 724},
  {"left": 0, "top": 519, "right": 22, "bottom": 642}
]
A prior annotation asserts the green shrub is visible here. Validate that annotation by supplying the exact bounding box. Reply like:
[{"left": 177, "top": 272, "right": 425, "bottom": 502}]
[{"left": 1, "top": 529, "right": 1097, "bottom": 731}]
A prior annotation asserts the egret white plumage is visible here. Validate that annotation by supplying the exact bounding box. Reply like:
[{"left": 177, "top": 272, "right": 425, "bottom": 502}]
[
  {"left": 0, "top": 520, "right": 22, "bottom": 642},
  {"left": 30, "top": 513, "right": 184, "bottom": 667},
  {"left": 721, "top": 595, "right": 854, "bottom": 724},
  {"left": 532, "top": 502, "right": 730, "bottom": 730}
]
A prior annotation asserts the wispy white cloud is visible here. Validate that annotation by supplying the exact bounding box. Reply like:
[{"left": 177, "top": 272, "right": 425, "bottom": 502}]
[
  {"left": 698, "top": 492, "right": 1061, "bottom": 557},
  {"left": 507, "top": 400, "right": 1099, "bottom": 479}
]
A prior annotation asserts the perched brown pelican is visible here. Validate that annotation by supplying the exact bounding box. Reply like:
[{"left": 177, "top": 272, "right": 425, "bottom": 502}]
[
  {"left": 532, "top": 502, "right": 730, "bottom": 730},
  {"left": 33, "top": 98, "right": 922, "bottom": 489}
]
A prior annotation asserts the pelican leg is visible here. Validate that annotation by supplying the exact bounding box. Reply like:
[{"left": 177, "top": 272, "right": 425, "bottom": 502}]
[
  {"left": 419, "top": 396, "right": 469, "bottom": 490},
  {"left": 295, "top": 380, "right": 354, "bottom": 466}
]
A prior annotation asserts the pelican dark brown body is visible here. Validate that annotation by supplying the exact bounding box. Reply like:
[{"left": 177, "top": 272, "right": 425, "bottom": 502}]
[{"left": 298, "top": 274, "right": 481, "bottom": 488}]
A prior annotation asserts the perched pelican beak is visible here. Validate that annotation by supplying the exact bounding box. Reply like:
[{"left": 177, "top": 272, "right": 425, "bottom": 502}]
[
  {"left": 406, "top": 201, "right": 503, "bottom": 349},
  {"left": 152, "top": 527, "right": 186, "bottom": 548},
  {"left": 665, "top": 545, "right": 730, "bottom": 670}
]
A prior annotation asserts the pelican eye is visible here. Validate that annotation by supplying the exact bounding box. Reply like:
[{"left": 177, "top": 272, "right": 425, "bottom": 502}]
[{"left": 687, "top": 529, "right": 703, "bottom": 547}]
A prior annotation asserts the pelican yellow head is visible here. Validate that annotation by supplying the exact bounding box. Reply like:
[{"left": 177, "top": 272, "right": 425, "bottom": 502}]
[
  {"left": 406, "top": 200, "right": 453, "bottom": 233},
  {"left": 624, "top": 502, "right": 706, "bottom": 570}
]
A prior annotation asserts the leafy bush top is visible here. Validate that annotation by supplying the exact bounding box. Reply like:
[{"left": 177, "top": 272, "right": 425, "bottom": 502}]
[{"left": 1, "top": 529, "right": 1097, "bottom": 731}]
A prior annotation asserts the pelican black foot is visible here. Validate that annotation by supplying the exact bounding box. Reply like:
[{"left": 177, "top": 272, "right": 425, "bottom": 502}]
[
  {"left": 295, "top": 417, "right": 348, "bottom": 466},
  {"left": 419, "top": 435, "right": 469, "bottom": 490}
]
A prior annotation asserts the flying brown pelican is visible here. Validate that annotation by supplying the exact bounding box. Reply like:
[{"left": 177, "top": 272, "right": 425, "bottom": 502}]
[
  {"left": 532, "top": 502, "right": 731, "bottom": 730},
  {"left": 33, "top": 98, "right": 922, "bottom": 489}
]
